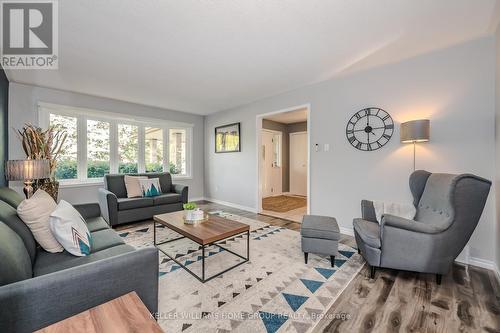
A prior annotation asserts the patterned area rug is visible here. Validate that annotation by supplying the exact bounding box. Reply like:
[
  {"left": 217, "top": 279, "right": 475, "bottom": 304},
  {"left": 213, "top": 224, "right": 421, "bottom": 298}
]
[
  {"left": 262, "top": 196, "right": 307, "bottom": 212},
  {"left": 119, "top": 211, "right": 364, "bottom": 333}
]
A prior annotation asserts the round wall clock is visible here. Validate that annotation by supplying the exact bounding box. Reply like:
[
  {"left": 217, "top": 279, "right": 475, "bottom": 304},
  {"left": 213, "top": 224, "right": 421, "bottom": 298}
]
[{"left": 346, "top": 107, "right": 394, "bottom": 151}]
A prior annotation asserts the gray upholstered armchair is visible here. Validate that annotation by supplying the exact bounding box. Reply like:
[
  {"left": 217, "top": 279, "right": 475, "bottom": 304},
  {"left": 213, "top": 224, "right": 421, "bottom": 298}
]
[{"left": 353, "top": 170, "right": 491, "bottom": 284}]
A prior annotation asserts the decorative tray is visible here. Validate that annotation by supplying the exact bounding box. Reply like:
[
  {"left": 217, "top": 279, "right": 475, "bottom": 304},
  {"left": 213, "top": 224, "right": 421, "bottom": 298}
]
[{"left": 183, "top": 213, "right": 209, "bottom": 225}]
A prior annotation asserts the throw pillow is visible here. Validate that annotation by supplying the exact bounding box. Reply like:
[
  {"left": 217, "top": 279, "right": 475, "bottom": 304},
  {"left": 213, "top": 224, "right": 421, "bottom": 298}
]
[
  {"left": 49, "top": 200, "right": 92, "bottom": 256},
  {"left": 124, "top": 175, "right": 147, "bottom": 198},
  {"left": 372, "top": 200, "right": 416, "bottom": 223},
  {"left": 17, "top": 189, "right": 63, "bottom": 253},
  {"left": 139, "top": 178, "right": 162, "bottom": 197}
]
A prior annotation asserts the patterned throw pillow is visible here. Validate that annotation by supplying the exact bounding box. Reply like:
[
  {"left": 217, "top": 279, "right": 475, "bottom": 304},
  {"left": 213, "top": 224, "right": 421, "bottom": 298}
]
[
  {"left": 139, "top": 178, "right": 162, "bottom": 197},
  {"left": 49, "top": 200, "right": 92, "bottom": 256}
]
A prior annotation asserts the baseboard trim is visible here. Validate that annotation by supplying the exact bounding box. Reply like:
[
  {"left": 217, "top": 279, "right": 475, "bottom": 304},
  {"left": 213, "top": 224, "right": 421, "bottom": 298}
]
[
  {"left": 339, "top": 226, "right": 354, "bottom": 237},
  {"left": 455, "top": 256, "right": 500, "bottom": 280},
  {"left": 202, "top": 197, "right": 258, "bottom": 213},
  {"left": 190, "top": 197, "right": 205, "bottom": 202}
]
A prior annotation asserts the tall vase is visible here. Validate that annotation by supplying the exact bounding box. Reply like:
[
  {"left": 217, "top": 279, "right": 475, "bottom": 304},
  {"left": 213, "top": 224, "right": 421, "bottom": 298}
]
[{"left": 33, "top": 178, "right": 59, "bottom": 201}]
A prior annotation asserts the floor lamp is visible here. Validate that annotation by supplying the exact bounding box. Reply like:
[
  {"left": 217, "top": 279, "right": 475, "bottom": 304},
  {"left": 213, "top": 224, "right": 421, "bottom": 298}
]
[
  {"left": 400, "top": 119, "right": 430, "bottom": 171},
  {"left": 5, "top": 159, "right": 51, "bottom": 198}
]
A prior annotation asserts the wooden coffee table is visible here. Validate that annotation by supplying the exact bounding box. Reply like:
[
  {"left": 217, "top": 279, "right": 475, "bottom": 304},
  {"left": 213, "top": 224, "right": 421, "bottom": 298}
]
[{"left": 153, "top": 211, "right": 250, "bottom": 283}]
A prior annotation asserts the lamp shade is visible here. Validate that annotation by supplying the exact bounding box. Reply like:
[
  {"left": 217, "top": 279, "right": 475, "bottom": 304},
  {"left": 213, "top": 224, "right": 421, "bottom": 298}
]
[
  {"left": 400, "top": 119, "right": 430, "bottom": 143},
  {"left": 5, "top": 159, "right": 50, "bottom": 181}
]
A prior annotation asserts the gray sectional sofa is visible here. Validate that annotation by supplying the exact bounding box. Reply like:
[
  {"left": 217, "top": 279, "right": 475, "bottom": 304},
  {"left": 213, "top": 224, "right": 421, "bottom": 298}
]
[
  {"left": 0, "top": 187, "right": 159, "bottom": 333},
  {"left": 99, "top": 172, "right": 188, "bottom": 227}
]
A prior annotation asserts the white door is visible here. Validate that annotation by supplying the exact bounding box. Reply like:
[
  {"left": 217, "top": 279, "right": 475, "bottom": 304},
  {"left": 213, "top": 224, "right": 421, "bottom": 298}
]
[
  {"left": 261, "top": 130, "right": 282, "bottom": 198},
  {"left": 290, "top": 132, "right": 307, "bottom": 196}
]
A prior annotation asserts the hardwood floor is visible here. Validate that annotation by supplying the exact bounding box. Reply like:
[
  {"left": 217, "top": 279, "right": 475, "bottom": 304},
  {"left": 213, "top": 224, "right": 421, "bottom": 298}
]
[{"left": 120, "top": 200, "right": 500, "bottom": 332}]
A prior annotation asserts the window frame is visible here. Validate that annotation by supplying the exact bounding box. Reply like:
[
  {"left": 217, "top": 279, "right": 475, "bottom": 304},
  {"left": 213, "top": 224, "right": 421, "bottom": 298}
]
[{"left": 38, "top": 102, "right": 194, "bottom": 185}]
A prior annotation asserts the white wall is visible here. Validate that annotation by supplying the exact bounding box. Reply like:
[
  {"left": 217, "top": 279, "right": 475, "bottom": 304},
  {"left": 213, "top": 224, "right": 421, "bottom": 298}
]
[
  {"left": 495, "top": 22, "right": 500, "bottom": 272},
  {"left": 8, "top": 83, "right": 205, "bottom": 203},
  {"left": 205, "top": 37, "right": 497, "bottom": 264}
]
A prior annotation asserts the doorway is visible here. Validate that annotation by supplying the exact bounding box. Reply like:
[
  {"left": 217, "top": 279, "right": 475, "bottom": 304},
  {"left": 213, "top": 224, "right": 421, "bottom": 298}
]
[
  {"left": 257, "top": 105, "right": 309, "bottom": 222},
  {"left": 261, "top": 129, "right": 282, "bottom": 197}
]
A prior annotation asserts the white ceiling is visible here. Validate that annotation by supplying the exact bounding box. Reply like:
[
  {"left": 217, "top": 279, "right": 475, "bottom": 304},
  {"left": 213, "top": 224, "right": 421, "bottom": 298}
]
[
  {"left": 5, "top": 0, "right": 499, "bottom": 115},
  {"left": 264, "top": 108, "right": 308, "bottom": 124}
]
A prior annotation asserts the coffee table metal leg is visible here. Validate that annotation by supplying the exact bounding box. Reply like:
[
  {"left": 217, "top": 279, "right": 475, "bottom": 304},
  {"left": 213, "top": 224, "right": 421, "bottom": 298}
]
[
  {"left": 247, "top": 230, "right": 250, "bottom": 260},
  {"left": 202, "top": 245, "right": 205, "bottom": 281},
  {"left": 154, "top": 227, "right": 250, "bottom": 283}
]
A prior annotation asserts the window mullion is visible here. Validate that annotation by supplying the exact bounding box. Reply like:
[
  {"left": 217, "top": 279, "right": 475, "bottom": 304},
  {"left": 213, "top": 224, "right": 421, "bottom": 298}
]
[
  {"left": 138, "top": 126, "right": 145, "bottom": 173},
  {"left": 109, "top": 121, "right": 118, "bottom": 173}
]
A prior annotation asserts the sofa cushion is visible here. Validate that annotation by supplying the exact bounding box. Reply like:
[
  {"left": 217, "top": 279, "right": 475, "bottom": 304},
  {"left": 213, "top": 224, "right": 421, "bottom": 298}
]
[
  {"left": 0, "top": 222, "right": 32, "bottom": 286},
  {"left": 0, "top": 201, "right": 37, "bottom": 264},
  {"left": 86, "top": 217, "right": 109, "bottom": 232},
  {"left": 353, "top": 218, "right": 381, "bottom": 248},
  {"left": 0, "top": 187, "right": 24, "bottom": 208},
  {"left": 117, "top": 197, "right": 154, "bottom": 210},
  {"left": 301, "top": 215, "right": 340, "bottom": 240},
  {"left": 91, "top": 229, "right": 126, "bottom": 252},
  {"left": 153, "top": 193, "right": 182, "bottom": 205},
  {"left": 33, "top": 244, "right": 135, "bottom": 277}
]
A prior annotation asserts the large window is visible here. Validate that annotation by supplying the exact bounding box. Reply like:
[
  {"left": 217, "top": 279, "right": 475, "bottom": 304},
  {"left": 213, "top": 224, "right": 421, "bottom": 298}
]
[
  {"left": 87, "top": 120, "right": 110, "bottom": 178},
  {"left": 169, "top": 129, "right": 186, "bottom": 175},
  {"left": 50, "top": 113, "right": 78, "bottom": 180},
  {"left": 118, "top": 124, "right": 139, "bottom": 174},
  {"left": 145, "top": 127, "right": 163, "bottom": 173},
  {"left": 42, "top": 103, "right": 192, "bottom": 183}
]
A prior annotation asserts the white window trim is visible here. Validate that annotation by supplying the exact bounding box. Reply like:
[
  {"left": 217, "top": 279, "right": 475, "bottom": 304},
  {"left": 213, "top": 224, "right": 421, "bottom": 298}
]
[{"left": 38, "top": 102, "right": 194, "bottom": 184}]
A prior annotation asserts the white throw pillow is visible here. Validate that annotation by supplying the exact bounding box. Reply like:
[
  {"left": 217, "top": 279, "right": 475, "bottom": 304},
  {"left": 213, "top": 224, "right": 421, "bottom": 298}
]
[
  {"left": 124, "top": 175, "right": 147, "bottom": 198},
  {"left": 139, "top": 178, "right": 162, "bottom": 197},
  {"left": 17, "top": 189, "right": 63, "bottom": 253},
  {"left": 49, "top": 200, "right": 92, "bottom": 256},
  {"left": 372, "top": 200, "right": 417, "bottom": 223}
]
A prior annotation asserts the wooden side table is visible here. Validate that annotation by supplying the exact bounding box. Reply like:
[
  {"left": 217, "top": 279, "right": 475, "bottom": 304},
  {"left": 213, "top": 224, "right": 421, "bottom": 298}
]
[{"left": 35, "top": 292, "right": 163, "bottom": 333}]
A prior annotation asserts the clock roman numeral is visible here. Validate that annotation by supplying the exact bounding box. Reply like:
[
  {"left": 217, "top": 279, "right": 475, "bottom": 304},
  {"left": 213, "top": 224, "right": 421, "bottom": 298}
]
[
  {"left": 348, "top": 135, "right": 356, "bottom": 143},
  {"left": 382, "top": 114, "right": 390, "bottom": 121},
  {"left": 385, "top": 124, "right": 394, "bottom": 129},
  {"left": 382, "top": 133, "right": 391, "bottom": 140}
]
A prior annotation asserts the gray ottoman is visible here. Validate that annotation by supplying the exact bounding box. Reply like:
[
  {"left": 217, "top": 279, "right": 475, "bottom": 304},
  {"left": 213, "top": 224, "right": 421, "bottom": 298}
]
[{"left": 301, "top": 215, "right": 340, "bottom": 267}]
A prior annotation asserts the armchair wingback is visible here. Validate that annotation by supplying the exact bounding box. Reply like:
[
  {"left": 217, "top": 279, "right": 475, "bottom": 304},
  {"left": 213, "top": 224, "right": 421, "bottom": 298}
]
[{"left": 353, "top": 170, "right": 491, "bottom": 282}]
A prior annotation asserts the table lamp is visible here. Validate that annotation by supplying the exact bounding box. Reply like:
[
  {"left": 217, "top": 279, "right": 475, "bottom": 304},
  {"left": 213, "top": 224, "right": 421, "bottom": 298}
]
[
  {"left": 5, "top": 159, "right": 51, "bottom": 198},
  {"left": 400, "top": 119, "right": 430, "bottom": 171}
]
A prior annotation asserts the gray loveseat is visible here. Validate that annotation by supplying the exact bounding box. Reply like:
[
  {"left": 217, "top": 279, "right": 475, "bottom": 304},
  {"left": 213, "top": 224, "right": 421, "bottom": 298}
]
[
  {"left": 0, "top": 187, "right": 159, "bottom": 333},
  {"left": 353, "top": 170, "right": 491, "bottom": 284},
  {"left": 99, "top": 172, "right": 188, "bottom": 227}
]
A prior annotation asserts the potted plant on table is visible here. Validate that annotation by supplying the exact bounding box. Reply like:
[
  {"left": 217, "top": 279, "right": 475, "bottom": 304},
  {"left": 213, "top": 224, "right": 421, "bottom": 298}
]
[
  {"left": 15, "top": 124, "right": 67, "bottom": 201},
  {"left": 183, "top": 202, "right": 198, "bottom": 220}
]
